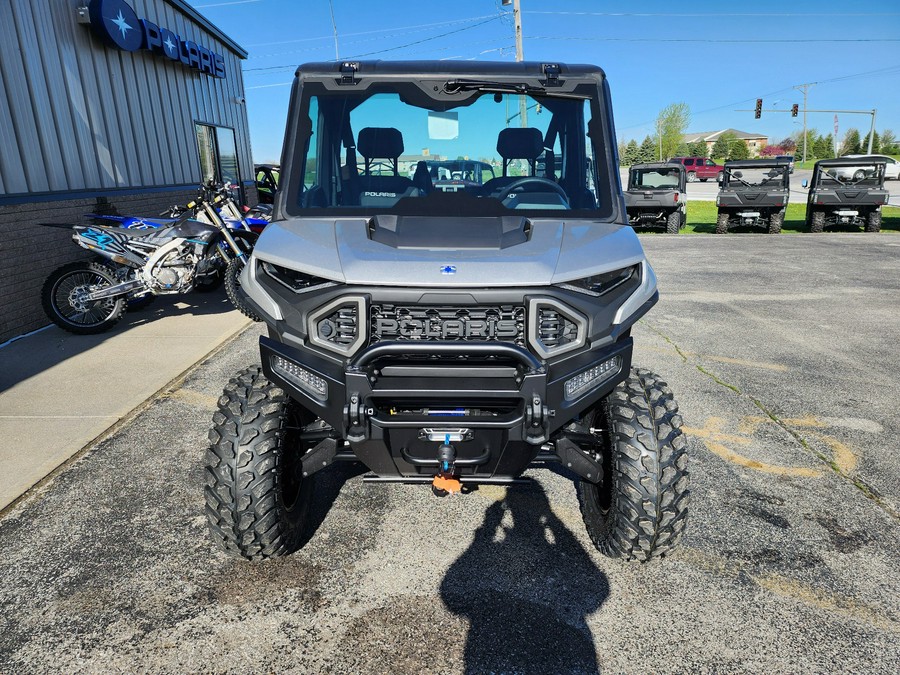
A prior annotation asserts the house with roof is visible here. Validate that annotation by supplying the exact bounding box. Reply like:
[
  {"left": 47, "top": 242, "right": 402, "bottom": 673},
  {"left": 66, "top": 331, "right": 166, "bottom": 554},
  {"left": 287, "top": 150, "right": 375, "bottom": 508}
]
[{"left": 683, "top": 129, "right": 769, "bottom": 157}]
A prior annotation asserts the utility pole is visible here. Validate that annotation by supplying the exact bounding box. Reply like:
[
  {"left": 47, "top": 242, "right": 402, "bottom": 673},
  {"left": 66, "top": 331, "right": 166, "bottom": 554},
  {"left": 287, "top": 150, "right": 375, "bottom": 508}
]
[
  {"left": 503, "top": 0, "right": 527, "bottom": 127},
  {"left": 328, "top": 0, "right": 340, "bottom": 60},
  {"left": 793, "top": 82, "right": 816, "bottom": 163},
  {"left": 867, "top": 108, "right": 877, "bottom": 154},
  {"left": 657, "top": 119, "right": 662, "bottom": 160}
]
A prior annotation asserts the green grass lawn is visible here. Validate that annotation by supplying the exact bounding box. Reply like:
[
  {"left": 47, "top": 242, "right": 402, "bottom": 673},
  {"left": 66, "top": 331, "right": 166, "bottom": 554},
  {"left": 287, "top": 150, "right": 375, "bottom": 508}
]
[{"left": 677, "top": 202, "right": 900, "bottom": 234}]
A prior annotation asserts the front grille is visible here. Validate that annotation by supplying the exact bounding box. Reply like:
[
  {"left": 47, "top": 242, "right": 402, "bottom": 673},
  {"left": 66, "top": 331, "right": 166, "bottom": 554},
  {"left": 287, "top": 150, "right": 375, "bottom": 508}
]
[{"left": 370, "top": 305, "right": 526, "bottom": 347}]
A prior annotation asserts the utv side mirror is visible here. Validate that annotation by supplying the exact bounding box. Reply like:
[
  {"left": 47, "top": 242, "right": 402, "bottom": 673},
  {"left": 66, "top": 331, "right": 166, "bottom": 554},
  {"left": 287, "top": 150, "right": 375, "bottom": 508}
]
[{"left": 801, "top": 179, "right": 808, "bottom": 188}]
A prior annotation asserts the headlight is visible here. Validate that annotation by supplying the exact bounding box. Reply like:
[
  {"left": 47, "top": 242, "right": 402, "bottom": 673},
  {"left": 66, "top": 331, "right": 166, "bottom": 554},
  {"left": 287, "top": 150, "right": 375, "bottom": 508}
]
[
  {"left": 308, "top": 296, "right": 366, "bottom": 356},
  {"left": 261, "top": 261, "right": 336, "bottom": 293},
  {"left": 271, "top": 355, "right": 328, "bottom": 401},
  {"left": 564, "top": 356, "right": 622, "bottom": 400},
  {"left": 557, "top": 264, "right": 639, "bottom": 297}
]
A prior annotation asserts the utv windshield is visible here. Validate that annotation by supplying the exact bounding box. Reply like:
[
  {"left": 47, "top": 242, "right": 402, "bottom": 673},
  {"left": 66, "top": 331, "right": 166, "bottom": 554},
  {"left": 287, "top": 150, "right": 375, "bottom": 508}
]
[
  {"left": 819, "top": 163, "right": 885, "bottom": 187},
  {"left": 723, "top": 167, "right": 788, "bottom": 188},
  {"left": 630, "top": 167, "right": 682, "bottom": 190},
  {"left": 287, "top": 81, "right": 612, "bottom": 217}
]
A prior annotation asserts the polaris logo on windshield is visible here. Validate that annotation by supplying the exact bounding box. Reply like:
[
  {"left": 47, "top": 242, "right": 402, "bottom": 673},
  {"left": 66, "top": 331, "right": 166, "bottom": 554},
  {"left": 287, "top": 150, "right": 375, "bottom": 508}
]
[
  {"left": 363, "top": 191, "right": 397, "bottom": 198},
  {"left": 375, "top": 317, "right": 519, "bottom": 339}
]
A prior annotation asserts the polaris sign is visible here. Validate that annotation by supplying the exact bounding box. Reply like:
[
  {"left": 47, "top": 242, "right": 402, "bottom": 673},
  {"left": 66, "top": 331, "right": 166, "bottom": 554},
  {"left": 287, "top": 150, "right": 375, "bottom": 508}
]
[{"left": 87, "top": 0, "right": 227, "bottom": 78}]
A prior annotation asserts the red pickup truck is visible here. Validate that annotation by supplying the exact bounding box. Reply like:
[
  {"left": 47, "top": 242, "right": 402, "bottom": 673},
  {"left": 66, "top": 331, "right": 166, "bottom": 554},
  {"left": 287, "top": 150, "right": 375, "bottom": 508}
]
[{"left": 669, "top": 157, "right": 724, "bottom": 183}]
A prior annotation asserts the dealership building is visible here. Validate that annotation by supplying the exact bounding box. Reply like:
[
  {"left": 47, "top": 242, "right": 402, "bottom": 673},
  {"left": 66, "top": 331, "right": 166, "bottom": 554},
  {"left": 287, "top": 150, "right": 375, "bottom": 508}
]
[{"left": 0, "top": 0, "right": 254, "bottom": 343}]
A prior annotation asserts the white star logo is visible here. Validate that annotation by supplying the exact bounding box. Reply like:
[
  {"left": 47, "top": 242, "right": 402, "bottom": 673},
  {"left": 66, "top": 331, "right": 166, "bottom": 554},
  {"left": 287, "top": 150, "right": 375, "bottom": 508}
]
[
  {"left": 110, "top": 10, "right": 133, "bottom": 40},
  {"left": 163, "top": 36, "right": 176, "bottom": 53}
]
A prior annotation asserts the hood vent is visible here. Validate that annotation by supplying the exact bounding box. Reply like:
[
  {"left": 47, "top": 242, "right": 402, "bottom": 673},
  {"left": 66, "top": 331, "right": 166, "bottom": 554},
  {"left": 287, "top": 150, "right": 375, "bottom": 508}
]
[{"left": 369, "top": 215, "right": 530, "bottom": 250}]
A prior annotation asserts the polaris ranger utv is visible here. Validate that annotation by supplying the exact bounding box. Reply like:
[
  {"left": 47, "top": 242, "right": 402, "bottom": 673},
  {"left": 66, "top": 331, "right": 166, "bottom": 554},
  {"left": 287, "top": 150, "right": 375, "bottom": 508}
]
[
  {"left": 804, "top": 158, "right": 888, "bottom": 233},
  {"left": 623, "top": 162, "right": 686, "bottom": 233},
  {"left": 206, "top": 61, "right": 689, "bottom": 563},
  {"left": 715, "top": 159, "right": 791, "bottom": 234}
]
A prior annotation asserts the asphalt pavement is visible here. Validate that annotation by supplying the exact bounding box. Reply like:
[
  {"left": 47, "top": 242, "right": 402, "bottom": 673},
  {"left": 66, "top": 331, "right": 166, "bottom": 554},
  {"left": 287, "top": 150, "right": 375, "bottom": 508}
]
[{"left": 1, "top": 235, "right": 899, "bottom": 673}]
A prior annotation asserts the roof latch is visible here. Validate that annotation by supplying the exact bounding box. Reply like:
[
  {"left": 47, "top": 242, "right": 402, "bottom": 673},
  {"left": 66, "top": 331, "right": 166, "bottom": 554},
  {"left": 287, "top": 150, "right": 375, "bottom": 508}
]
[
  {"left": 542, "top": 63, "right": 561, "bottom": 86},
  {"left": 339, "top": 61, "right": 359, "bottom": 85}
]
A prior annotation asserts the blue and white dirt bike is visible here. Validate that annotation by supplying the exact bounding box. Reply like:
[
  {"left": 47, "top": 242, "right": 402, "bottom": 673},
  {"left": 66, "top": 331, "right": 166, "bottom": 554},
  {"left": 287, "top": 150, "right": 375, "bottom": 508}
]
[
  {"left": 41, "top": 188, "right": 257, "bottom": 334},
  {"left": 86, "top": 188, "right": 271, "bottom": 235}
]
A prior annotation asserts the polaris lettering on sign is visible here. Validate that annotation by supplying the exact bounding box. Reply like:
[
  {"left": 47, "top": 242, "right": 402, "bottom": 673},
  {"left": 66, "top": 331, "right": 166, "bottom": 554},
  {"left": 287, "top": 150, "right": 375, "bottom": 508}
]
[{"left": 88, "top": 0, "right": 226, "bottom": 78}]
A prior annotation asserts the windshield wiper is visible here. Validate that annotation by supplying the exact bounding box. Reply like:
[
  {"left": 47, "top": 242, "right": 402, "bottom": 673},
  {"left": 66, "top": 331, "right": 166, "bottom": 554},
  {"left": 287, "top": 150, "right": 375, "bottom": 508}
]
[{"left": 442, "top": 79, "right": 588, "bottom": 99}]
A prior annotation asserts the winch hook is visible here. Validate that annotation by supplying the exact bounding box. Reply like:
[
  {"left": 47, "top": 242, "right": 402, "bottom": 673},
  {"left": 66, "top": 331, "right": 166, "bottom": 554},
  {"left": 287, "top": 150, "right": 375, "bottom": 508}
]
[{"left": 432, "top": 433, "right": 462, "bottom": 497}]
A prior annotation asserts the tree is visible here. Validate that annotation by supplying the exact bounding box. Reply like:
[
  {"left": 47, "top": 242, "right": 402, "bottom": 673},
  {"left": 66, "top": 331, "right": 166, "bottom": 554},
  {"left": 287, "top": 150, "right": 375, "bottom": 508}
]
[
  {"left": 638, "top": 135, "right": 656, "bottom": 163},
  {"left": 792, "top": 127, "right": 819, "bottom": 160},
  {"left": 728, "top": 139, "right": 750, "bottom": 160},
  {"left": 880, "top": 129, "right": 897, "bottom": 154},
  {"left": 687, "top": 140, "right": 708, "bottom": 157},
  {"left": 868, "top": 130, "right": 881, "bottom": 154},
  {"left": 759, "top": 145, "right": 786, "bottom": 157},
  {"left": 778, "top": 137, "right": 797, "bottom": 154},
  {"left": 623, "top": 139, "right": 640, "bottom": 166},
  {"left": 711, "top": 132, "right": 736, "bottom": 160},
  {"left": 655, "top": 102, "right": 690, "bottom": 160},
  {"left": 839, "top": 128, "right": 861, "bottom": 156},
  {"left": 815, "top": 133, "right": 834, "bottom": 159}
]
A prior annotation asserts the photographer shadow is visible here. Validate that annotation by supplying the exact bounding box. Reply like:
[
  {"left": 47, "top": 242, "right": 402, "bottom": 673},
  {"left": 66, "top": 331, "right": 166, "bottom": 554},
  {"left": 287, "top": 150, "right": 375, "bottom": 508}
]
[{"left": 441, "top": 483, "right": 609, "bottom": 674}]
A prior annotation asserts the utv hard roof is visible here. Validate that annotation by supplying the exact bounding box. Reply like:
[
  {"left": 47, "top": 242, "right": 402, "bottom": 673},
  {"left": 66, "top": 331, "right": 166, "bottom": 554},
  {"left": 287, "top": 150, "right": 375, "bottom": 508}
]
[
  {"left": 815, "top": 157, "right": 887, "bottom": 167},
  {"left": 631, "top": 162, "right": 684, "bottom": 172},
  {"left": 293, "top": 60, "right": 606, "bottom": 81},
  {"left": 724, "top": 158, "right": 792, "bottom": 169}
]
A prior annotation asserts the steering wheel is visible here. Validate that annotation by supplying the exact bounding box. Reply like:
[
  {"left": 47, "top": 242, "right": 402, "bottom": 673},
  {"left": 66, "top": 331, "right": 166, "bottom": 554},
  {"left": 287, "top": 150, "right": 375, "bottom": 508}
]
[{"left": 492, "top": 177, "right": 569, "bottom": 204}]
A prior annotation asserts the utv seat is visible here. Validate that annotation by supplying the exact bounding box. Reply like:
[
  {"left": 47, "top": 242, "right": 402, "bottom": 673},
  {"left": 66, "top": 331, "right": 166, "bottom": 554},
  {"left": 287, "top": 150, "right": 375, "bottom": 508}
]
[
  {"left": 481, "top": 127, "right": 546, "bottom": 196},
  {"left": 354, "top": 127, "right": 420, "bottom": 207}
]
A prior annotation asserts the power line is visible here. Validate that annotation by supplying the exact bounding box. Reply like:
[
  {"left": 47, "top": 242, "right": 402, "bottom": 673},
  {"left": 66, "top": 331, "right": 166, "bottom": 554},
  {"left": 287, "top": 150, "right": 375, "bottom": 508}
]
[
  {"left": 525, "top": 11, "right": 900, "bottom": 17},
  {"left": 244, "top": 14, "right": 504, "bottom": 48},
  {"left": 528, "top": 35, "right": 900, "bottom": 44},
  {"left": 245, "top": 15, "right": 503, "bottom": 71},
  {"left": 616, "top": 64, "right": 900, "bottom": 133}
]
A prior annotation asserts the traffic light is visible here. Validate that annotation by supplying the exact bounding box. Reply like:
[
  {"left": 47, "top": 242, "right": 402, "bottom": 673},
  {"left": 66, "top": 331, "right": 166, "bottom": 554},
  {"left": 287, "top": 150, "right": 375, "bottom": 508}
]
[
  {"left": 791, "top": 103, "right": 799, "bottom": 117},
  {"left": 754, "top": 98, "right": 763, "bottom": 119}
]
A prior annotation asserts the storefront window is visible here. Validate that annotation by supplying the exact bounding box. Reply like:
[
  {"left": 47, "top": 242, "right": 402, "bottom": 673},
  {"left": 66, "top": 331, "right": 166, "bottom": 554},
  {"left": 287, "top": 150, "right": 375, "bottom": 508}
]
[{"left": 195, "top": 123, "right": 241, "bottom": 201}]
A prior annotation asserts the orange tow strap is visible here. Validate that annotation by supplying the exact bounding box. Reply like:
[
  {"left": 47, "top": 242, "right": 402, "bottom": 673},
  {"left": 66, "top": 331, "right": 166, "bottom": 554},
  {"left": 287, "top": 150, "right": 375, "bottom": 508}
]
[{"left": 432, "top": 473, "right": 462, "bottom": 494}]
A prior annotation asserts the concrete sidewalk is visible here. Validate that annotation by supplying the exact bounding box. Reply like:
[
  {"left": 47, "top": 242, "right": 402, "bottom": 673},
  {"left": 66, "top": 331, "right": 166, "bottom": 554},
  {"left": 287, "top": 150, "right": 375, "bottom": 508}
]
[{"left": 0, "top": 290, "right": 250, "bottom": 511}]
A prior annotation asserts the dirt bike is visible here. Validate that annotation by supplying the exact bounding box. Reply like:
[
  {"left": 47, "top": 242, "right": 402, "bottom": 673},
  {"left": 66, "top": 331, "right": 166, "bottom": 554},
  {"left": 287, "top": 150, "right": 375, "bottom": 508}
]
[{"left": 41, "top": 188, "right": 257, "bottom": 334}]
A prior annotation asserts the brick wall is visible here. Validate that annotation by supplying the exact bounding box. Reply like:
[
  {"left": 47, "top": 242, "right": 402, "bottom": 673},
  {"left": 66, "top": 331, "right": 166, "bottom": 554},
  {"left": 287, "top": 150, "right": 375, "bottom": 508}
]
[{"left": 0, "top": 189, "right": 196, "bottom": 343}]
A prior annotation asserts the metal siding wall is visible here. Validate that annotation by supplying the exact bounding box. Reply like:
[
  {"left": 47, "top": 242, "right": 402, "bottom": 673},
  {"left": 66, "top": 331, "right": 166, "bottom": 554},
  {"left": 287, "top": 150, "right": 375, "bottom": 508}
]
[
  {"left": 1, "top": 1, "right": 49, "bottom": 192},
  {"left": 48, "top": 2, "right": 103, "bottom": 189},
  {"left": 0, "top": 0, "right": 251, "bottom": 197}
]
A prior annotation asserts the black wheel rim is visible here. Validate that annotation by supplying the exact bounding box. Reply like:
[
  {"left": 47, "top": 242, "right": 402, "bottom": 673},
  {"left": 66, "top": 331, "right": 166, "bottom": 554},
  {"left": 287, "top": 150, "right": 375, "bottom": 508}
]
[{"left": 52, "top": 270, "right": 119, "bottom": 327}]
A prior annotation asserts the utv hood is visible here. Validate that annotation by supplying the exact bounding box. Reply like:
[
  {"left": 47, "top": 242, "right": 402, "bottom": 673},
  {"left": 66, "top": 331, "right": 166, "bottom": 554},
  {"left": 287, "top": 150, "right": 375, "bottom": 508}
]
[{"left": 252, "top": 216, "right": 647, "bottom": 287}]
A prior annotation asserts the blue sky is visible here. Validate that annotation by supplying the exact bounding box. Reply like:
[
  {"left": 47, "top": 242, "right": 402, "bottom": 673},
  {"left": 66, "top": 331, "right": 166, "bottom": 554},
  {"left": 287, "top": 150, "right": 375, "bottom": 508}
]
[{"left": 189, "top": 0, "right": 900, "bottom": 163}]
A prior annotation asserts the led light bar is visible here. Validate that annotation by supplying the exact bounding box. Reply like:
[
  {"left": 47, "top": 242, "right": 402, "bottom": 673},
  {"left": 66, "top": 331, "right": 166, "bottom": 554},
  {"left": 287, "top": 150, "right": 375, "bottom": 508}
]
[
  {"left": 271, "top": 355, "right": 328, "bottom": 401},
  {"left": 564, "top": 356, "right": 622, "bottom": 400}
]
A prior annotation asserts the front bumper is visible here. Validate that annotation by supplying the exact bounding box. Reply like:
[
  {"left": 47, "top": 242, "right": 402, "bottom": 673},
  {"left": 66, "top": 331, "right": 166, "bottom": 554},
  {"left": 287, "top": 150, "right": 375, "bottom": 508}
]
[
  {"left": 261, "top": 333, "right": 632, "bottom": 480},
  {"left": 246, "top": 262, "right": 652, "bottom": 480}
]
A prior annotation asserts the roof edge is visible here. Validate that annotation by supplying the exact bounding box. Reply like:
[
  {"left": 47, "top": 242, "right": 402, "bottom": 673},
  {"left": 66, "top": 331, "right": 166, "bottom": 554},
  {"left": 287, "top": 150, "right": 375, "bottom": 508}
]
[{"left": 164, "top": 0, "right": 248, "bottom": 58}]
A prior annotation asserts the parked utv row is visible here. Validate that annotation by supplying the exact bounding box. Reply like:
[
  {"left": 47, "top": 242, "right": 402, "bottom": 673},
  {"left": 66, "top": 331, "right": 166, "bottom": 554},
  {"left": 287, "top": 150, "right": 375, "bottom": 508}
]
[{"left": 624, "top": 157, "right": 889, "bottom": 234}]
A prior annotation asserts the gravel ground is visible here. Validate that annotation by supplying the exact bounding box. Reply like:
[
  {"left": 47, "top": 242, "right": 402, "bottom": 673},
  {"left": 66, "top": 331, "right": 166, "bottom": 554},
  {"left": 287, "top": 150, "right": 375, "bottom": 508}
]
[{"left": 1, "top": 234, "right": 898, "bottom": 673}]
